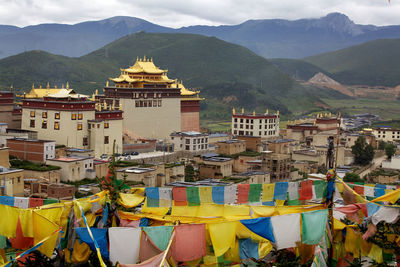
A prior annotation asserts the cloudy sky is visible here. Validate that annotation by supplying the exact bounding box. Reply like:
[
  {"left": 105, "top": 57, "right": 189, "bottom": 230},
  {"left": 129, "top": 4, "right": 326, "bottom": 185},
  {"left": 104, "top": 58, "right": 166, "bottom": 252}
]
[{"left": 0, "top": 0, "right": 398, "bottom": 27}]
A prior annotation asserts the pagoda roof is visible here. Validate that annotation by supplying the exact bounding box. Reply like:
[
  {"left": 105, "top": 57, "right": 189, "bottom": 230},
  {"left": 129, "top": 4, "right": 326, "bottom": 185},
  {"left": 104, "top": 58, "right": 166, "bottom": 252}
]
[
  {"left": 122, "top": 58, "right": 166, "bottom": 74},
  {"left": 19, "top": 83, "right": 75, "bottom": 99},
  {"left": 110, "top": 74, "right": 174, "bottom": 83},
  {"left": 47, "top": 89, "right": 87, "bottom": 99}
]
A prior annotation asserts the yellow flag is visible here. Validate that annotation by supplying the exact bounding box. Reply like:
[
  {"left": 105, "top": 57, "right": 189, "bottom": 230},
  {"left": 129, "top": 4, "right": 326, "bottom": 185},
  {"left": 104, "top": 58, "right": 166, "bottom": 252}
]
[
  {"left": 262, "top": 184, "right": 275, "bottom": 202},
  {"left": 208, "top": 221, "right": 237, "bottom": 256}
]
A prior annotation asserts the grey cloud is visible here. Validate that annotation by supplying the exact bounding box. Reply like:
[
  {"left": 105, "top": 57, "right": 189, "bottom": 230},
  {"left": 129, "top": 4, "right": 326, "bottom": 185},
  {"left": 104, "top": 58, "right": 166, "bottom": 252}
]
[{"left": 0, "top": 0, "right": 398, "bottom": 27}]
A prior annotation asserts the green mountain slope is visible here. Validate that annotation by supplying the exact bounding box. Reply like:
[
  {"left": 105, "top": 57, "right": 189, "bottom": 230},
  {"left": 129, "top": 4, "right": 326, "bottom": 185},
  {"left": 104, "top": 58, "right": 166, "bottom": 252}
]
[
  {"left": 269, "top": 58, "right": 331, "bottom": 81},
  {"left": 304, "top": 39, "right": 400, "bottom": 86},
  {"left": 0, "top": 32, "right": 330, "bottom": 119}
]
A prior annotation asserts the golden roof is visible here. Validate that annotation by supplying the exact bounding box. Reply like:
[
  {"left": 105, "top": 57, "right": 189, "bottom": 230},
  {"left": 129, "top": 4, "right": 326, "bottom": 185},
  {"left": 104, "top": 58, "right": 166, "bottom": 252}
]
[
  {"left": 18, "top": 83, "right": 74, "bottom": 99},
  {"left": 110, "top": 74, "right": 174, "bottom": 83},
  {"left": 172, "top": 81, "right": 199, "bottom": 96},
  {"left": 122, "top": 57, "right": 166, "bottom": 74}
]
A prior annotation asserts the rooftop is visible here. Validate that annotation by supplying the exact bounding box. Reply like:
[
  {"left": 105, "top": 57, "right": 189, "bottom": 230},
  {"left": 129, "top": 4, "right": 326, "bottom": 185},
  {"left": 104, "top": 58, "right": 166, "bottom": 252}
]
[
  {"left": 47, "top": 155, "right": 93, "bottom": 162},
  {"left": 66, "top": 148, "right": 93, "bottom": 153},
  {"left": 218, "top": 139, "right": 245, "bottom": 144},
  {"left": 117, "top": 167, "right": 156, "bottom": 174},
  {"left": 204, "top": 156, "right": 232, "bottom": 162},
  {"left": 232, "top": 171, "right": 269, "bottom": 177},
  {"left": 268, "top": 138, "right": 295, "bottom": 143},
  {"left": 166, "top": 179, "right": 229, "bottom": 187},
  {"left": 0, "top": 165, "right": 23, "bottom": 173},
  {"left": 7, "top": 137, "right": 55, "bottom": 143},
  {"left": 170, "top": 131, "right": 208, "bottom": 137}
]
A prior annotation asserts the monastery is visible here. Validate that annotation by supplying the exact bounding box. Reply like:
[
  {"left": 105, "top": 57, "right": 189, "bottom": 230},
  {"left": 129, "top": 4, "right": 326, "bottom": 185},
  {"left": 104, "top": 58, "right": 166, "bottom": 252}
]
[{"left": 96, "top": 57, "right": 203, "bottom": 139}]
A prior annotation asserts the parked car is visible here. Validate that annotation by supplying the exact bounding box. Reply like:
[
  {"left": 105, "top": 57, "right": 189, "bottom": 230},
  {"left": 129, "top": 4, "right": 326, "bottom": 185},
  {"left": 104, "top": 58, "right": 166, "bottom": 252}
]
[
  {"left": 100, "top": 154, "right": 108, "bottom": 159},
  {"left": 131, "top": 151, "right": 139, "bottom": 156}
]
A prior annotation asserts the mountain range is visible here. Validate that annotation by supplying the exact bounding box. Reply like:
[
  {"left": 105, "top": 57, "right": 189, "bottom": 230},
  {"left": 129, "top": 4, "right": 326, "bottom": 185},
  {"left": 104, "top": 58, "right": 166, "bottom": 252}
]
[
  {"left": 2, "top": 13, "right": 400, "bottom": 59},
  {"left": 0, "top": 32, "right": 346, "bottom": 120}
]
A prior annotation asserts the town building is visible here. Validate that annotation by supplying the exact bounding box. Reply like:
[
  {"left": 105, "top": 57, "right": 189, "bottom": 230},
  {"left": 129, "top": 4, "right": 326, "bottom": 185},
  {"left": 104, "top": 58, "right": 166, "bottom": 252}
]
[
  {"left": 46, "top": 156, "right": 94, "bottom": 182},
  {"left": 237, "top": 136, "right": 264, "bottom": 152},
  {"left": 231, "top": 109, "right": 279, "bottom": 138},
  {"left": 29, "top": 182, "right": 75, "bottom": 200},
  {"left": 261, "top": 152, "right": 291, "bottom": 181},
  {"left": 216, "top": 139, "right": 246, "bottom": 155},
  {"left": 382, "top": 155, "right": 400, "bottom": 170},
  {"left": 170, "top": 131, "right": 209, "bottom": 152},
  {"left": 230, "top": 171, "right": 270, "bottom": 184},
  {"left": 20, "top": 89, "right": 123, "bottom": 158},
  {"left": 0, "top": 147, "right": 10, "bottom": 167},
  {"left": 344, "top": 133, "right": 377, "bottom": 149},
  {"left": 7, "top": 138, "right": 55, "bottom": 162},
  {"left": 0, "top": 166, "right": 24, "bottom": 196},
  {"left": 97, "top": 57, "right": 203, "bottom": 139},
  {"left": 267, "top": 139, "right": 296, "bottom": 154},
  {"left": 0, "top": 91, "right": 22, "bottom": 129},
  {"left": 372, "top": 127, "right": 400, "bottom": 142},
  {"left": 199, "top": 157, "right": 233, "bottom": 179},
  {"left": 0, "top": 126, "right": 37, "bottom": 147}
]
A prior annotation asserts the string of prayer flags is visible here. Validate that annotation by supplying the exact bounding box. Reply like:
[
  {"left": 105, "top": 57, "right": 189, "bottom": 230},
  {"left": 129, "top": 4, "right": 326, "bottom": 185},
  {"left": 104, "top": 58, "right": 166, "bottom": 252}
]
[
  {"left": 158, "top": 188, "right": 172, "bottom": 207},
  {"left": 301, "top": 209, "right": 328, "bottom": 245},
  {"left": 29, "top": 198, "right": 44, "bottom": 208},
  {"left": 172, "top": 187, "right": 187, "bottom": 206},
  {"left": 237, "top": 184, "right": 250, "bottom": 204},
  {"left": 313, "top": 180, "right": 327, "bottom": 200}
]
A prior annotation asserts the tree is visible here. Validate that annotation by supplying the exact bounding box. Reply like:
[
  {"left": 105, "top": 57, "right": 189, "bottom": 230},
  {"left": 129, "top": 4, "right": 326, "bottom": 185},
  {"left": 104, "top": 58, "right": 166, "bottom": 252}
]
[
  {"left": 185, "top": 164, "right": 195, "bottom": 182},
  {"left": 343, "top": 172, "right": 362, "bottom": 182},
  {"left": 351, "top": 136, "right": 375, "bottom": 165},
  {"left": 385, "top": 144, "right": 396, "bottom": 159},
  {"left": 378, "top": 140, "right": 387, "bottom": 150}
]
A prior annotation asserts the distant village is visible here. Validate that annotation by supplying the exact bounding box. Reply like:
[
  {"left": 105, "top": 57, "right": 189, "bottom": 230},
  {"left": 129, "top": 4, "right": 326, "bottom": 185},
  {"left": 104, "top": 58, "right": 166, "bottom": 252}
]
[{"left": 0, "top": 58, "right": 398, "bottom": 200}]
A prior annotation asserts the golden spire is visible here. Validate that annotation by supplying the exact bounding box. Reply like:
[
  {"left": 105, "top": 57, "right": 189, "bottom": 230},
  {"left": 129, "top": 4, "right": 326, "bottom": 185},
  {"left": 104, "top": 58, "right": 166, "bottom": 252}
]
[
  {"left": 103, "top": 101, "right": 108, "bottom": 110},
  {"left": 277, "top": 110, "right": 280, "bottom": 115},
  {"left": 66, "top": 82, "right": 69, "bottom": 89},
  {"left": 232, "top": 108, "right": 236, "bottom": 115},
  {"left": 314, "top": 119, "right": 317, "bottom": 126},
  {"left": 95, "top": 89, "right": 98, "bottom": 95},
  {"left": 150, "top": 57, "right": 153, "bottom": 62},
  {"left": 241, "top": 108, "right": 244, "bottom": 114},
  {"left": 91, "top": 93, "right": 95, "bottom": 101},
  {"left": 106, "top": 81, "right": 109, "bottom": 87},
  {"left": 46, "top": 82, "right": 50, "bottom": 89},
  {"left": 32, "top": 83, "right": 34, "bottom": 89},
  {"left": 119, "top": 102, "right": 123, "bottom": 110},
  {"left": 144, "top": 55, "right": 146, "bottom": 61},
  {"left": 62, "top": 84, "right": 64, "bottom": 89},
  {"left": 266, "top": 108, "right": 269, "bottom": 114},
  {"left": 112, "top": 101, "right": 115, "bottom": 111},
  {"left": 253, "top": 110, "right": 255, "bottom": 116}
]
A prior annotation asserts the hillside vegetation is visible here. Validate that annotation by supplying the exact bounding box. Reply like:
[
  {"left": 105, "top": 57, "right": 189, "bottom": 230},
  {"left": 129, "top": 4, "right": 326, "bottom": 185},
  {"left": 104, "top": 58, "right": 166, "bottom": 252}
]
[
  {"left": 0, "top": 32, "right": 338, "bottom": 119},
  {"left": 304, "top": 39, "right": 400, "bottom": 86}
]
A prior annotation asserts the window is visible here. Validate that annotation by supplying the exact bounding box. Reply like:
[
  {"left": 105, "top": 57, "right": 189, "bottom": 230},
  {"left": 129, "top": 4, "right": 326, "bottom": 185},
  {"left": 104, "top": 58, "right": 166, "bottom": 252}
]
[
  {"left": 78, "top": 113, "right": 83, "bottom": 120},
  {"left": 83, "top": 137, "right": 88, "bottom": 146},
  {"left": 17, "top": 177, "right": 20, "bottom": 183},
  {"left": 158, "top": 100, "right": 162, "bottom": 107},
  {"left": 205, "top": 138, "right": 208, "bottom": 143},
  {"left": 234, "top": 118, "right": 237, "bottom": 122},
  {"left": 30, "top": 111, "right": 35, "bottom": 117},
  {"left": 42, "top": 111, "right": 47, "bottom": 118},
  {"left": 55, "top": 112, "right": 60, "bottom": 119},
  {"left": 104, "top": 136, "right": 109, "bottom": 144},
  {"left": 30, "top": 119, "right": 35, "bottom": 128},
  {"left": 71, "top": 113, "right": 77, "bottom": 120},
  {"left": 54, "top": 121, "right": 60, "bottom": 130},
  {"left": 153, "top": 100, "right": 157, "bottom": 106},
  {"left": 104, "top": 122, "right": 109, "bottom": 128},
  {"left": 148, "top": 100, "right": 152, "bottom": 107},
  {"left": 97, "top": 124, "right": 100, "bottom": 128},
  {"left": 135, "top": 101, "right": 139, "bottom": 107},
  {"left": 234, "top": 124, "right": 237, "bottom": 128},
  {"left": 185, "top": 145, "right": 190, "bottom": 150},
  {"left": 193, "top": 145, "right": 196, "bottom": 150},
  {"left": 42, "top": 120, "right": 47, "bottom": 129},
  {"left": 193, "top": 139, "right": 196, "bottom": 144},
  {"left": 185, "top": 139, "right": 190, "bottom": 144},
  {"left": 77, "top": 123, "right": 83, "bottom": 130}
]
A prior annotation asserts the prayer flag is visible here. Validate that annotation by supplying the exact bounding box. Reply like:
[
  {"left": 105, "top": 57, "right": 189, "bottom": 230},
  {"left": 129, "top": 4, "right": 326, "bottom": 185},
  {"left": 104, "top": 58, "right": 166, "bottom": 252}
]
[
  {"left": 212, "top": 186, "right": 224, "bottom": 204},
  {"left": 186, "top": 187, "right": 200, "bottom": 206},
  {"left": 262, "top": 184, "right": 274, "bottom": 202},
  {"left": 224, "top": 185, "right": 237, "bottom": 204},
  {"left": 199, "top": 187, "right": 213, "bottom": 203},
  {"left": 171, "top": 224, "right": 206, "bottom": 262},
  {"left": 0, "top": 196, "right": 14, "bottom": 206},
  {"left": 299, "top": 180, "right": 313, "bottom": 200},
  {"left": 237, "top": 184, "right": 250, "bottom": 204},
  {"left": 143, "top": 226, "right": 173, "bottom": 251},
  {"left": 29, "top": 198, "right": 44, "bottom": 208},
  {"left": 208, "top": 221, "right": 237, "bottom": 257},
  {"left": 240, "top": 217, "right": 275, "bottom": 243},
  {"left": 109, "top": 227, "right": 141, "bottom": 265},
  {"left": 248, "top": 184, "right": 262, "bottom": 203},
  {"left": 172, "top": 187, "right": 187, "bottom": 206},
  {"left": 273, "top": 182, "right": 288, "bottom": 200},
  {"left": 301, "top": 209, "right": 328, "bottom": 244},
  {"left": 76, "top": 227, "right": 109, "bottom": 259},
  {"left": 145, "top": 188, "right": 159, "bottom": 207},
  {"left": 271, "top": 213, "right": 301, "bottom": 249}
]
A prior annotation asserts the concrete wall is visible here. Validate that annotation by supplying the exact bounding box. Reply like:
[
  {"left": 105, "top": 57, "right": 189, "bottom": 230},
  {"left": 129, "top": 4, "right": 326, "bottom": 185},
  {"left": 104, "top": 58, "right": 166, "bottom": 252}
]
[
  {"left": 181, "top": 111, "right": 200, "bottom": 132},
  {"left": 46, "top": 158, "right": 94, "bottom": 182},
  {"left": 120, "top": 98, "right": 181, "bottom": 139},
  {"left": 89, "top": 119, "right": 123, "bottom": 158},
  {"left": 0, "top": 170, "right": 24, "bottom": 196},
  {"left": 22, "top": 108, "right": 94, "bottom": 148},
  {"left": 0, "top": 148, "right": 9, "bottom": 167},
  {"left": 23, "top": 169, "right": 61, "bottom": 183}
]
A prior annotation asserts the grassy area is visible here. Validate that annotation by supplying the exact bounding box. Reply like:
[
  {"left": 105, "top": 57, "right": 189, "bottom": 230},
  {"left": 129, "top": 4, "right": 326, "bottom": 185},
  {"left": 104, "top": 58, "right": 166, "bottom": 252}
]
[
  {"left": 200, "top": 120, "right": 231, "bottom": 133},
  {"left": 10, "top": 158, "right": 61, "bottom": 172},
  {"left": 321, "top": 98, "right": 400, "bottom": 120}
]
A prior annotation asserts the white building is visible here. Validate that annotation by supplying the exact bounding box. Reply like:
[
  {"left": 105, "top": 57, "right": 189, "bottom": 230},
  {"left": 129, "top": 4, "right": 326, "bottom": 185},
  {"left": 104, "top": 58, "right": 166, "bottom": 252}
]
[
  {"left": 170, "top": 131, "right": 209, "bottom": 152},
  {"left": 372, "top": 127, "right": 400, "bottom": 142},
  {"left": 382, "top": 154, "right": 400, "bottom": 170},
  {"left": 46, "top": 156, "right": 94, "bottom": 182},
  {"left": 231, "top": 110, "right": 279, "bottom": 139}
]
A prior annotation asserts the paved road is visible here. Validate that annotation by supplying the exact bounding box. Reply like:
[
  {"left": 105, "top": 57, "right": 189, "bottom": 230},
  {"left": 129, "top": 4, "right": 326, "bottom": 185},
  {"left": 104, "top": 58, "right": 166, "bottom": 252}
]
[{"left": 359, "top": 155, "right": 386, "bottom": 178}]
